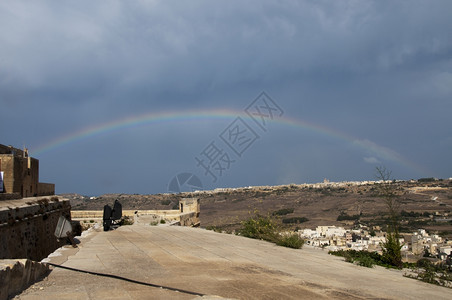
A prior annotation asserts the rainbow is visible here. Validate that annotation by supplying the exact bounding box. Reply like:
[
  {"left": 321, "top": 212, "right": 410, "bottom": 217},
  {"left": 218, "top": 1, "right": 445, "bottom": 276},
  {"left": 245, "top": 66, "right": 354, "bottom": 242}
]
[{"left": 30, "top": 109, "right": 429, "bottom": 175}]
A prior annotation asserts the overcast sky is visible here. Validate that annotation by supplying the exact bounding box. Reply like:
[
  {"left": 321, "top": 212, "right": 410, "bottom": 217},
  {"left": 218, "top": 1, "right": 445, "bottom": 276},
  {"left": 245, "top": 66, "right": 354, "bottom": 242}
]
[{"left": 1, "top": 1, "right": 451, "bottom": 196}]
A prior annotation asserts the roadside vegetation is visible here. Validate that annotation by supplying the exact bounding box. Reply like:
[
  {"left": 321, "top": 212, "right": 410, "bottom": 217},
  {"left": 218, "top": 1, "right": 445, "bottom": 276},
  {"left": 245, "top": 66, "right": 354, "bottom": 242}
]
[
  {"left": 328, "top": 167, "right": 452, "bottom": 288},
  {"left": 236, "top": 211, "right": 305, "bottom": 249},
  {"left": 405, "top": 259, "right": 452, "bottom": 288},
  {"left": 121, "top": 216, "right": 134, "bottom": 225},
  {"left": 329, "top": 250, "right": 397, "bottom": 268},
  {"left": 375, "top": 167, "right": 403, "bottom": 268},
  {"left": 272, "top": 208, "right": 294, "bottom": 216},
  {"left": 275, "top": 232, "right": 305, "bottom": 248},
  {"left": 329, "top": 250, "right": 452, "bottom": 288}
]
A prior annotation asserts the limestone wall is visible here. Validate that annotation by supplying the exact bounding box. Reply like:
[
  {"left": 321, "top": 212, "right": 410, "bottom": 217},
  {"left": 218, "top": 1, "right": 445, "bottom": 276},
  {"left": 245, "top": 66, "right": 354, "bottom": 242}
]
[
  {"left": 71, "top": 209, "right": 179, "bottom": 219},
  {"left": 180, "top": 198, "right": 200, "bottom": 226},
  {"left": 72, "top": 198, "right": 200, "bottom": 227},
  {"left": 0, "top": 193, "right": 21, "bottom": 201},
  {"left": 0, "top": 156, "right": 15, "bottom": 195},
  {"left": 0, "top": 259, "right": 49, "bottom": 300},
  {"left": 0, "top": 144, "right": 53, "bottom": 198},
  {"left": 180, "top": 212, "right": 200, "bottom": 227},
  {"left": 37, "top": 183, "right": 55, "bottom": 196},
  {"left": 0, "top": 156, "right": 39, "bottom": 198},
  {"left": 0, "top": 197, "right": 71, "bottom": 261},
  {"left": 180, "top": 198, "right": 199, "bottom": 213}
]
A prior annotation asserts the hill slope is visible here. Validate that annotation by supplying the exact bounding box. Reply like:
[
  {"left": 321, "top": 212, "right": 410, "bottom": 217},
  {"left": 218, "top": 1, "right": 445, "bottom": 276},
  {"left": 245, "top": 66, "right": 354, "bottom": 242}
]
[{"left": 65, "top": 179, "right": 452, "bottom": 234}]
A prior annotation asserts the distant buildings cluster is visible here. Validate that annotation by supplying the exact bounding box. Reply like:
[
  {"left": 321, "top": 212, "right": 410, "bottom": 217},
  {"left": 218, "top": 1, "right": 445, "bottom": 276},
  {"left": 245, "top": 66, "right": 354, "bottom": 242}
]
[
  {"left": 186, "top": 179, "right": 393, "bottom": 195},
  {"left": 300, "top": 225, "right": 388, "bottom": 251},
  {"left": 299, "top": 225, "right": 452, "bottom": 264}
]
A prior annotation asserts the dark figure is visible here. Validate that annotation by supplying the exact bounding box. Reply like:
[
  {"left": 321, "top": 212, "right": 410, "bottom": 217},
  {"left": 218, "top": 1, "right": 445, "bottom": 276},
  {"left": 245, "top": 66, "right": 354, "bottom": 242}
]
[
  {"left": 103, "top": 204, "right": 112, "bottom": 231},
  {"left": 112, "top": 200, "right": 122, "bottom": 221}
]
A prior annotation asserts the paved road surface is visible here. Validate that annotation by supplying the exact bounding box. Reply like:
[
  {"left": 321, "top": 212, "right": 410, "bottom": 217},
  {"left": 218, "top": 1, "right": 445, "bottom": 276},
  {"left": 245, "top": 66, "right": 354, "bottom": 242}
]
[{"left": 16, "top": 224, "right": 451, "bottom": 299}]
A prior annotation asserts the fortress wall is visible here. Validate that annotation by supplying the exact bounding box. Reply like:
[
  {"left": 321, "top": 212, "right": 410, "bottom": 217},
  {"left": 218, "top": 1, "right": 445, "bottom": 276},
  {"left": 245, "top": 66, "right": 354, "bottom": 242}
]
[
  {"left": 0, "top": 259, "right": 49, "bottom": 300},
  {"left": 71, "top": 209, "right": 180, "bottom": 219},
  {"left": 0, "top": 194, "right": 21, "bottom": 201},
  {"left": 71, "top": 198, "right": 200, "bottom": 227},
  {"left": 37, "top": 183, "right": 55, "bottom": 196},
  {"left": 179, "top": 212, "right": 199, "bottom": 227},
  {"left": 0, "top": 197, "right": 71, "bottom": 261},
  {"left": 0, "top": 156, "right": 15, "bottom": 194},
  {"left": 180, "top": 198, "right": 200, "bottom": 226}
]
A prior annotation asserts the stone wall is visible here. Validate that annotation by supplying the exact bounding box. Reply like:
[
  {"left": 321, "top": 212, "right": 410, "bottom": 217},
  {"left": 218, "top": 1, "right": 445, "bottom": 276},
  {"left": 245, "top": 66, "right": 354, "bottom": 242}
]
[
  {"left": 71, "top": 198, "right": 200, "bottom": 227},
  {"left": 179, "top": 212, "right": 199, "bottom": 227},
  {"left": 0, "top": 259, "right": 49, "bottom": 300},
  {"left": 0, "top": 144, "right": 53, "bottom": 198},
  {"left": 0, "top": 197, "right": 71, "bottom": 261},
  {"left": 0, "top": 155, "right": 16, "bottom": 195},
  {"left": 0, "top": 193, "right": 21, "bottom": 201},
  {"left": 180, "top": 198, "right": 200, "bottom": 226},
  {"left": 0, "top": 155, "right": 39, "bottom": 198},
  {"left": 37, "top": 183, "right": 55, "bottom": 196}
]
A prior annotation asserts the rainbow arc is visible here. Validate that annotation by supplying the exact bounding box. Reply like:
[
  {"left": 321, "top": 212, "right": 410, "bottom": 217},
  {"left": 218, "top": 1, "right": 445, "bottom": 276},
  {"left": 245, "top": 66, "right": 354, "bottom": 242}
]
[{"left": 30, "top": 109, "right": 428, "bottom": 175}]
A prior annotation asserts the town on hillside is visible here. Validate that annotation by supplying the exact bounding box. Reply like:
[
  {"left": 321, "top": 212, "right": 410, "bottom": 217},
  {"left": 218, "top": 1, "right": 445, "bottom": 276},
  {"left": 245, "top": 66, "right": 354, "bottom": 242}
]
[{"left": 299, "top": 225, "right": 452, "bottom": 265}]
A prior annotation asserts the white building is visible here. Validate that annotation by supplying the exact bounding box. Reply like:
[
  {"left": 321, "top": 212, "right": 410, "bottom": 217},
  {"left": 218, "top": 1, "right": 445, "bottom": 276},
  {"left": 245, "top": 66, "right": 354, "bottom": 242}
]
[
  {"left": 316, "top": 226, "right": 346, "bottom": 238},
  {"left": 439, "top": 246, "right": 452, "bottom": 256},
  {"left": 300, "top": 229, "right": 320, "bottom": 238}
]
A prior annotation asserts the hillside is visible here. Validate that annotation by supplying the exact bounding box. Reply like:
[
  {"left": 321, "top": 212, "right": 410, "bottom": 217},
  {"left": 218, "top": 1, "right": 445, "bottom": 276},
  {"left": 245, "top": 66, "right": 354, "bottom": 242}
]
[{"left": 64, "top": 179, "right": 452, "bottom": 235}]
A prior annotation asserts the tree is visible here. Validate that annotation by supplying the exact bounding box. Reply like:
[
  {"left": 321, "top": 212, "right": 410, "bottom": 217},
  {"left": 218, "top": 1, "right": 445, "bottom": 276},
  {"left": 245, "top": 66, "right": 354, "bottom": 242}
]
[{"left": 376, "top": 167, "right": 403, "bottom": 268}]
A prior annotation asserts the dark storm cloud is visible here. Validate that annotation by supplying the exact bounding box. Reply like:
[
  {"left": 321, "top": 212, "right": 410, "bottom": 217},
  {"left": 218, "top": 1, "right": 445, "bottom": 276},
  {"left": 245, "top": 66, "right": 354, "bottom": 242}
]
[
  {"left": 2, "top": 1, "right": 450, "bottom": 99},
  {"left": 1, "top": 1, "right": 451, "bottom": 194}
]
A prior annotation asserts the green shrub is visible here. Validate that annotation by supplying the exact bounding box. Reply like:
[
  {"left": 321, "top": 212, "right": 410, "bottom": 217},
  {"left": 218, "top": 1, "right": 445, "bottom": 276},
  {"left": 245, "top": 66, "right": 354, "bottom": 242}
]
[
  {"left": 160, "top": 219, "right": 166, "bottom": 224},
  {"left": 343, "top": 251, "right": 354, "bottom": 263},
  {"left": 329, "top": 250, "right": 381, "bottom": 268},
  {"left": 418, "top": 177, "right": 436, "bottom": 182},
  {"left": 121, "top": 216, "right": 134, "bottom": 225},
  {"left": 237, "top": 214, "right": 278, "bottom": 242},
  {"left": 275, "top": 233, "right": 304, "bottom": 249},
  {"left": 414, "top": 259, "right": 441, "bottom": 284},
  {"left": 401, "top": 210, "right": 421, "bottom": 218},
  {"left": 416, "top": 258, "right": 433, "bottom": 269},
  {"left": 381, "top": 232, "right": 403, "bottom": 268},
  {"left": 272, "top": 208, "right": 294, "bottom": 216},
  {"left": 238, "top": 212, "right": 306, "bottom": 249},
  {"left": 356, "top": 256, "right": 375, "bottom": 268},
  {"left": 282, "top": 217, "right": 309, "bottom": 224},
  {"left": 205, "top": 225, "right": 222, "bottom": 233}
]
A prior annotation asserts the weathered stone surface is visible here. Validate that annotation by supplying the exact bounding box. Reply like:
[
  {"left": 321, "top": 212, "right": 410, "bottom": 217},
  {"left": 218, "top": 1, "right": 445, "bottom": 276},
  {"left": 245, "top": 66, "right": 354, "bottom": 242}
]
[
  {"left": 0, "top": 197, "right": 71, "bottom": 261},
  {"left": 16, "top": 225, "right": 452, "bottom": 299},
  {"left": 0, "top": 144, "right": 54, "bottom": 198},
  {"left": 0, "top": 259, "right": 49, "bottom": 300}
]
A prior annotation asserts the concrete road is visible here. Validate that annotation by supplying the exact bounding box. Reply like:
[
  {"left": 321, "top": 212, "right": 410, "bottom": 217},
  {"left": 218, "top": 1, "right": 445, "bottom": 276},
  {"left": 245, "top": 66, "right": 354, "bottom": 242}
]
[{"left": 16, "top": 224, "right": 451, "bottom": 299}]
